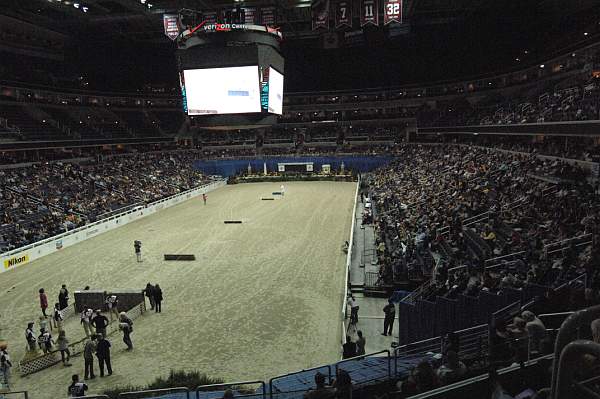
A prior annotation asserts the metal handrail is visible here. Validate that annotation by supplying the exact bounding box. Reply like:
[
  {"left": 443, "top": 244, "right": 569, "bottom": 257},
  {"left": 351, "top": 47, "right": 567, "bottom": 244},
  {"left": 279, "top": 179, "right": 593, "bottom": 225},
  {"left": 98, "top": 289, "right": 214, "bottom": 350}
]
[
  {"left": 119, "top": 387, "right": 190, "bottom": 398},
  {"left": 484, "top": 250, "right": 526, "bottom": 266},
  {"left": 336, "top": 349, "right": 391, "bottom": 384},
  {"left": 0, "top": 391, "right": 30, "bottom": 399},
  {"left": 268, "top": 364, "right": 333, "bottom": 399},
  {"left": 196, "top": 380, "right": 266, "bottom": 399}
]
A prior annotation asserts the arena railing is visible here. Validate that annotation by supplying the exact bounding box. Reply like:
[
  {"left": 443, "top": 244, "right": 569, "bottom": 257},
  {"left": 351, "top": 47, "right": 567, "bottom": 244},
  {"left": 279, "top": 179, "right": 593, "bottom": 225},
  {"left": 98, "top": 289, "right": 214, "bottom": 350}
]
[
  {"left": 0, "top": 179, "right": 226, "bottom": 259},
  {"left": 342, "top": 177, "right": 360, "bottom": 326},
  {"left": 119, "top": 387, "right": 190, "bottom": 399},
  {"left": 336, "top": 350, "right": 392, "bottom": 388},
  {"left": 0, "top": 391, "right": 30, "bottom": 399},
  {"left": 80, "top": 395, "right": 110, "bottom": 399},
  {"left": 483, "top": 251, "right": 526, "bottom": 268},
  {"left": 196, "top": 380, "right": 266, "bottom": 399},
  {"left": 268, "top": 364, "right": 333, "bottom": 399}
]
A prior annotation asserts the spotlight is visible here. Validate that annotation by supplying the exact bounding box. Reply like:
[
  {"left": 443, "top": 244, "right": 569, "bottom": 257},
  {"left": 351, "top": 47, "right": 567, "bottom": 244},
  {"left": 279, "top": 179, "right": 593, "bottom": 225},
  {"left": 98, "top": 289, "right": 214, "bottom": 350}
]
[
  {"left": 82, "top": 6, "right": 88, "bottom": 12},
  {"left": 74, "top": 3, "right": 80, "bottom": 8}
]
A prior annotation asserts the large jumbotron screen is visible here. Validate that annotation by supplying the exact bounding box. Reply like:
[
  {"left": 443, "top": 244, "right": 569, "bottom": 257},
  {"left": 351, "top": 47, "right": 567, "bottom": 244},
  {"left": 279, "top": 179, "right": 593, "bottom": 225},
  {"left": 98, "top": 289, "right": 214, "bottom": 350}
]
[
  {"left": 183, "top": 66, "right": 261, "bottom": 115},
  {"left": 268, "top": 67, "right": 284, "bottom": 115}
]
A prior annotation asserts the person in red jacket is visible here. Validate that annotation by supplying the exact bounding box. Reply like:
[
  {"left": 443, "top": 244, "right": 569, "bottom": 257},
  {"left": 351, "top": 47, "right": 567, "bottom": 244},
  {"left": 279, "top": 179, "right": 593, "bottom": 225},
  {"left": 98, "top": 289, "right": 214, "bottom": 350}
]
[{"left": 39, "top": 288, "right": 48, "bottom": 318}]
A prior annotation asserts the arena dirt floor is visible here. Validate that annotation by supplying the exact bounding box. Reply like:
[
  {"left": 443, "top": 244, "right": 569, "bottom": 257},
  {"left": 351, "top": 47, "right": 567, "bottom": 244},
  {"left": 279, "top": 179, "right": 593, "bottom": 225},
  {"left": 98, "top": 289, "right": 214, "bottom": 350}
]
[{"left": 0, "top": 181, "right": 357, "bottom": 398}]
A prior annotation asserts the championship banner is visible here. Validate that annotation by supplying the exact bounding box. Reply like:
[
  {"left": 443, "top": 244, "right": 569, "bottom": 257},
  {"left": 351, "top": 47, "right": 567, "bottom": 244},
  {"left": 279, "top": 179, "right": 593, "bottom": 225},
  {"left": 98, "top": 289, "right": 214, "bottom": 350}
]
[
  {"left": 360, "top": 0, "right": 379, "bottom": 26},
  {"left": 383, "top": 0, "right": 402, "bottom": 24},
  {"left": 312, "top": 0, "right": 330, "bottom": 30},
  {"left": 335, "top": 0, "right": 352, "bottom": 28},
  {"left": 244, "top": 7, "right": 258, "bottom": 24},
  {"left": 260, "top": 6, "right": 277, "bottom": 25},
  {"left": 163, "top": 14, "right": 180, "bottom": 40},
  {"left": 203, "top": 11, "right": 217, "bottom": 24}
]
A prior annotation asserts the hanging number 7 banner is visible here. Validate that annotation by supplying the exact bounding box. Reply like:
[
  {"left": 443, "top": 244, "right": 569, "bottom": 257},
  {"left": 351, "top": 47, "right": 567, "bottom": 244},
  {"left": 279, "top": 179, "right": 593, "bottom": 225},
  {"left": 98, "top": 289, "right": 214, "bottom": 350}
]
[
  {"left": 360, "top": 0, "right": 379, "bottom": 26},
  {"left": 335, "top": 0, "right": 352, "bottom": 29},
  {"left": 383, "top": 0, "right": 402, "bottom": 24}
]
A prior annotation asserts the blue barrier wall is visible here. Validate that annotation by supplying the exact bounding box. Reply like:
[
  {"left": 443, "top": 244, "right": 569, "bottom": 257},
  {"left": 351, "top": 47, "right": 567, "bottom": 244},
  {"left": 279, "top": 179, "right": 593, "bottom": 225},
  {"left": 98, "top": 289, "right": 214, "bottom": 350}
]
[{"left": 193, "top": 156, "right": 394, "bottom": 177}]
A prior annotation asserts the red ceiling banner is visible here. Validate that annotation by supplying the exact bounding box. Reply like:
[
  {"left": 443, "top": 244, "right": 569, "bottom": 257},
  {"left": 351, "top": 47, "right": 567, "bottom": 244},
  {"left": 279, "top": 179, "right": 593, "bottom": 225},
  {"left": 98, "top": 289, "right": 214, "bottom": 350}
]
[
  {"left": 383, "top": 0, "right": 402, "bottom": 24},
  {"left": 335, "top": 0, "right": 352, "bottom": 28},
  {"left": 360, "top": 0, "right": 379, "bottom": 26},
  {"left": 312, "top": 0, "right": 331, "bottom": 30},
  {"left": 163, "top": 14, "right": 180, "bottom": 41}
]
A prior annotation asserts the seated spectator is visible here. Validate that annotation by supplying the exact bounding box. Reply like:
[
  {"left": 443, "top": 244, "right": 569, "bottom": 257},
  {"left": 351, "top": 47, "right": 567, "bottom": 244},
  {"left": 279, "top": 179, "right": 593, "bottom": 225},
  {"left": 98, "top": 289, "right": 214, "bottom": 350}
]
[
  {"left": 521, "top": 311, "right": 546, "bottom": 353},
  {"left": 436, "top": 350, "right": 468, "bottom": 385},
  {"left": 303, "top": 372, "right": 334, "bottom": 399},
  {"left": 397, "top": 360, "right": 440, "bottom": 395}
]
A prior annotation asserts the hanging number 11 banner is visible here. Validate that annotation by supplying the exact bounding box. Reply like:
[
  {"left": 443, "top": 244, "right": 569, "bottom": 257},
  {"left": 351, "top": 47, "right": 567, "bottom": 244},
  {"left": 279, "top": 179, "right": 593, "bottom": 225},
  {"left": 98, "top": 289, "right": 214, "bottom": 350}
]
[{"left": 360, "top": 0, "right": 379, "bottom": 26}]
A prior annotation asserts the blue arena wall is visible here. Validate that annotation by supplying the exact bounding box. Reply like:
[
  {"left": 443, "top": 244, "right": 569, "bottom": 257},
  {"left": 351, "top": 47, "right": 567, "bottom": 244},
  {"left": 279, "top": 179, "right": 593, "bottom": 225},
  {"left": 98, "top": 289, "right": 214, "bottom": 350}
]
[{"left": 193, "top": 156, "right": 394, "bottom": 177}]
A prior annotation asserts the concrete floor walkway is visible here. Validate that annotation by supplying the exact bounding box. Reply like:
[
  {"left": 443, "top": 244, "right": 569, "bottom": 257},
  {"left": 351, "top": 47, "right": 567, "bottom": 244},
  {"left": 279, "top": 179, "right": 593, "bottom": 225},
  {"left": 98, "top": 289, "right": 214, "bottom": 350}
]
[{"left": 346, "top": 197, "right": 398, "bottom": 354}]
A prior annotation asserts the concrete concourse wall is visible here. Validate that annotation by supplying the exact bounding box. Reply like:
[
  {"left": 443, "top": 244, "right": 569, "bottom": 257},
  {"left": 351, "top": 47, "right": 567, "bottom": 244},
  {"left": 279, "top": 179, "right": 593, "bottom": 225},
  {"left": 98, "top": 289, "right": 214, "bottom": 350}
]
[{"left": 0, "top": 179, "right": 226, "bottom": 273}]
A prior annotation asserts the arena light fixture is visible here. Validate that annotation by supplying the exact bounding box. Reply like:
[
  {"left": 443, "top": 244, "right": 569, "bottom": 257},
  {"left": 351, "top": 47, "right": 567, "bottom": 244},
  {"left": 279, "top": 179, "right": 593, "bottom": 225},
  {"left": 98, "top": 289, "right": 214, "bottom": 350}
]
[
  {"left": 82, "top": 6, "right": 88, "bottom": 12},
  {"left": 74, "top": 3, "right": 80, "bottom": 8}
]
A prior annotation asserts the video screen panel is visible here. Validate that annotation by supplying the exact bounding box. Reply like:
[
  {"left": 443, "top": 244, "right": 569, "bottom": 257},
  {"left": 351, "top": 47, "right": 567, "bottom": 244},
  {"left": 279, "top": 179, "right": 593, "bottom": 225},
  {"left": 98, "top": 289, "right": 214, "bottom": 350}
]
[
  {"left": 268, "top": 67, "right": 284, "bottom": 115},
  {"left": 183, "top": 66, "right": 261, "bottom": 115}
]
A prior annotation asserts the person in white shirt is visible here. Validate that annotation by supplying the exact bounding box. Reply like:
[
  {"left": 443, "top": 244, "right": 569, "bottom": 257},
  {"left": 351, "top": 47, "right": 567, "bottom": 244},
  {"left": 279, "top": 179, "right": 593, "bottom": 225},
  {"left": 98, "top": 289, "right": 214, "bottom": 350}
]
[
  {"left": 280, "top": 184, "right": 286, "bottom": 196},
  {"left": 80, "top": 307, "right": 94, "bottom": 338},
  {"left": 105, "top": 294, "right": 119, "bottom": 322}
]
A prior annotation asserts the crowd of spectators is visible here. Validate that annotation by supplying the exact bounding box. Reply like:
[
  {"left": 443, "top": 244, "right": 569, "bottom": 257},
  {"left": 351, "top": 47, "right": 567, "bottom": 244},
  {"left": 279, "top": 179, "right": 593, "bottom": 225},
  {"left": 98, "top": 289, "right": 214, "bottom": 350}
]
[
  {"left": 367, "top": 144, "right": 599, "bottom": 296},
  {"left": 0, "top": 151, "right": 209, "bottom": 252}
]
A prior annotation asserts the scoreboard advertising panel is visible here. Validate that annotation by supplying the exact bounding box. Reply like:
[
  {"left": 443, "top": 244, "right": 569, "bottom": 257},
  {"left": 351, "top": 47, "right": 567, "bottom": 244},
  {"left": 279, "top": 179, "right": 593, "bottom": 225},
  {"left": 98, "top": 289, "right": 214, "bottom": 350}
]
[{"left": 181, "top": 65, "right": 283, "bottom": 116}]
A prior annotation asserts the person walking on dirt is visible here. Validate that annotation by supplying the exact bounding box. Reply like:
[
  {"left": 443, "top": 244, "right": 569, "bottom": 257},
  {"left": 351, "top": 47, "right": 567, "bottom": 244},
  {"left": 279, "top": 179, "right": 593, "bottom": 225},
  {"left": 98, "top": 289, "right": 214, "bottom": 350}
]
[
  {"left": 83, "top": 335, "right": 96, "bottom": 380},
  {"left": 153, "top": 284, "right": 163, "bottom": 313},
  {"left": 95, "top": 334, "right": 112, "bottom": 377},
  {"left": 53, "top": 303, "right": 64, "bottom": 331},
  {"left": 39, "top": 288, "right": 48, "bottom": 318},
  {"left": 105, "top": 293, "right": 119, "bottom": 322},
  {"left": 144, "top": 283, "right": 155, "bottom": 310},
  {"left": 91, "top": 310, "right": 109, "bottom": 337},
  {"left": 25, "top": 322, "right": 37, "bottom": 352},
  {"left": 119, "top": 312, "right": 133, "bottom": 350},
  {"left": 0, "top": 347, "right": 13, "bottom": 388},
  {"left": 58, "top": 284, "right": 69, "bottom": 310},
  {"left": 80, "top": 307, "right": 94, "bottom": 338},
  {"left": 57, "top": 330, "right": 71, "bottom": 366},
  {"left": 203, "top": 193, "right": 207, "bottom": 205}
]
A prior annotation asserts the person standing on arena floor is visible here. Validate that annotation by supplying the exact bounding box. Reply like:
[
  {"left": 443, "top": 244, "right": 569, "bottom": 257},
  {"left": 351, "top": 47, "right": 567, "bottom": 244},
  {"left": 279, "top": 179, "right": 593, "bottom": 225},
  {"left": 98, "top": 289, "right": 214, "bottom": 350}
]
[
  {"left": 80, "top": 307, "right": 94, "bottom": 338},
  {"left": 68, "top": 374, "right": 88, "bottom": 397},
  {"left": 119, "top": 312, "right": 133, "bottom": 350},
  {"left": 38, "top": 328, "right": 53, "bottom": 353},
  {"left": 280, "top": 184, "right": 285, "bottom": 196},
  {"left": 134, "top": 240, "right": 142, "bottom": 262},
  {"left": 25, "top": 322, "right": 37, "bottom": 352},
  {"left": 91, "top": 310, "right": 109, "bottom": 337},
  {"left": 153, "top": 284, "right": 163, "bottom": 313},
  {"left": 356, "top": 330, "right": 366, "bottom": 356},
  {"left": 203, "top": 193, "right": 207, "bottom": 205},
  {"left": 0, "top": 347, "right": 13, "bottom": 389},
  {"left": 347, "top": 295, "right": 359, "bottom": 324},
  {"left": 39, "top": 288, "right": 48, "bottom": 318},
  {"left": 105, "top": 293, "right": 119, "bottom": 322},
  {"left": 58, "top": 284, "right": 69, "bottom": 310},
  {"left": 382, "top": 299, "right": 396, "bottom": 336},
  {"left": 342, "top": 335, "right": 356, "bottom": 359},
  {"left": 95, "top": 334, "right": 112, "bottom": 377},
  {"left": 57, "top": 330, "right": 71, "bottom": 366},
  {"left": 83, "top": 335, "right": 97, "bottom": 379},
  {"left": 144, "top": 283, "right": 155, "bottom": 310},
  {"left": 53, "top": 302, "right": 64, "bottom": 331}
]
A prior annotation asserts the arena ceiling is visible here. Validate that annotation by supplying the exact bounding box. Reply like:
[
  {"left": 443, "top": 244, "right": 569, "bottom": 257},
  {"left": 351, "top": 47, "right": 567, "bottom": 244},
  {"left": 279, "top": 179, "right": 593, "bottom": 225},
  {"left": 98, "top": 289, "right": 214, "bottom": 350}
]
[{"left": 2, "top": 0, "right": 598, "bottom": 42}]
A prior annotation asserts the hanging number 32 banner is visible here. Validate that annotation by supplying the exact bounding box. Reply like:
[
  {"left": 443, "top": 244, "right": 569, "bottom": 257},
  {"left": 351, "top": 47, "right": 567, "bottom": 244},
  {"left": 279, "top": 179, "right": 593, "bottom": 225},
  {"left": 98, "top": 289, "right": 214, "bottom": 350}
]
[{"left": 383, "top": 0, "right": 402, "bottom": 24}]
